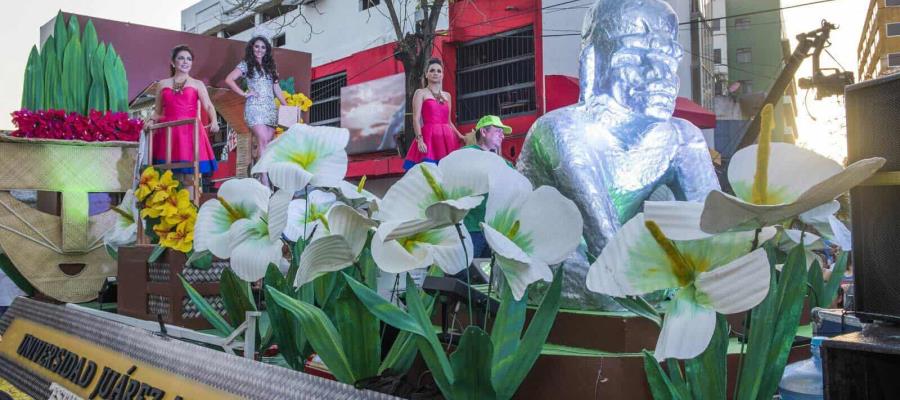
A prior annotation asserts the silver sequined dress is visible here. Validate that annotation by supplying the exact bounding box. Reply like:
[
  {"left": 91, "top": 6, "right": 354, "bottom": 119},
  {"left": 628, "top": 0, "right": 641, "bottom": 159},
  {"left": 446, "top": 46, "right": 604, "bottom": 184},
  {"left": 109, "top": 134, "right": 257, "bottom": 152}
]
[{"left": 237, "top": 60, "right": 277, "bottom": 127}]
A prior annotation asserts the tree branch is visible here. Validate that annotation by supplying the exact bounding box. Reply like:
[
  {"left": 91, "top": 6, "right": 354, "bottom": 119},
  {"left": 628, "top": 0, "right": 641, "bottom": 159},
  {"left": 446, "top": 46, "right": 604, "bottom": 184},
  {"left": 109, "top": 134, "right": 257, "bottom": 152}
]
[{"left": 383, "top": 0, "right": 406, "bottom": 43}]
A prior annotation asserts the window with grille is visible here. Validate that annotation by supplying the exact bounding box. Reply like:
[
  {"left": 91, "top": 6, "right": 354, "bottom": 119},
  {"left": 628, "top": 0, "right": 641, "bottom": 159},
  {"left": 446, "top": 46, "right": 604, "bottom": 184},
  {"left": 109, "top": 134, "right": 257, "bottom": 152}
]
[
  {"left": 888, "top": 23, "right": 900, "bottom": 37},
  {"left": 888, "top": 0, "right": 900, "bottom": 6},
  {"left": 734, "top": 17, "right": 751, "bottom": 30},
  {"left": 713, "top": 48, "right": 722, "bottom": 64},
  {"left": 309, "top": 72, "right": 346, "bottom": 127},
  {"left": 456, "top": 26, "right": 536, "bottom": 124},
  {"left": 736, "top": 48, "right": 752, "bottom": 64},
  {"left": 889, "top": 53, "right": 900, "bottom": 68},
  {"left": 710, "top": 18, "right": 720, "bottom": 31},
  {"left": 273, "top": 34, "right": 286, "bottom": 47}
]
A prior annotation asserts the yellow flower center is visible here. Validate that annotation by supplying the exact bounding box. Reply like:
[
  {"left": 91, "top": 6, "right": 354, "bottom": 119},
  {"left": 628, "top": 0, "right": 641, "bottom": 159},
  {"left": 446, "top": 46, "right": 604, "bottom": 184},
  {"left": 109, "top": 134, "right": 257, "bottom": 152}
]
[
  {"left": 751, "top": 104, "right": 774, "bottom": 205},
  {"left": 645, "top": 220, "right": 695, "bottom": 287}
]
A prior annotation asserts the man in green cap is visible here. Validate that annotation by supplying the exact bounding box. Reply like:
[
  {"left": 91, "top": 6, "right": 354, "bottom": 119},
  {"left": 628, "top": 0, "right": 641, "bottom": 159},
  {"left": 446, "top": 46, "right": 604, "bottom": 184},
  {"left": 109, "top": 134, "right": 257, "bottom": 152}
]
[{"left": 460, "top": 115, "right": 513, "bottom": 259}]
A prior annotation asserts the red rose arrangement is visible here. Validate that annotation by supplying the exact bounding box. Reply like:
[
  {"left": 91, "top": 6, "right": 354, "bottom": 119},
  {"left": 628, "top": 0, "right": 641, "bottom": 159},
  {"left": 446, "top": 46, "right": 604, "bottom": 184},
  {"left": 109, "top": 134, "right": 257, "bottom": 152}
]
[{"left": 10, "top": 109, "right": 143, "bottom": 142}]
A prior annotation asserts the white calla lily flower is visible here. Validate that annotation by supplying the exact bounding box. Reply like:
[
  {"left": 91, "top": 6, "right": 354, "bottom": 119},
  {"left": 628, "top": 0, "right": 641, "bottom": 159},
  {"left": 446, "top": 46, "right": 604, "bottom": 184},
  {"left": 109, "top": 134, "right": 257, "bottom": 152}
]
[
  {"left": 228, "top": 216, "right": 284, "bottom": 281},
  {"left": 774, "top": 228, "right": 825, "bottom": 271},
  {"left": 481, "top": 167, "right": 583, "bottom": 300},
  {"left": 587, "top": 201, "right": 771, "bottom": 361},
  {"left": 291, "top": 204, "right": 376, "bottom": 287},
  {"left": 194, "top": 178, "right": 271, "bottom": 258},
  {"left": 283, "top": 191, "right": 337, "bottom": 242},
  {"left": 250, "top": 124, "right": 350, "bottom": 191},
  {"left": 374, "top": 149, "right": 508, "bottom": 238},
  {"left": 336, "top": 178, "right": 380, "bottom": 208},
  {"left": 700, "top": 105, "right": 885, "bottom": 234},
  {"left": 371, "top": 222, "right": 472, "bottom": 275},
  {"left": 104, "top": 190, "right": 139, "bottom": 248}
]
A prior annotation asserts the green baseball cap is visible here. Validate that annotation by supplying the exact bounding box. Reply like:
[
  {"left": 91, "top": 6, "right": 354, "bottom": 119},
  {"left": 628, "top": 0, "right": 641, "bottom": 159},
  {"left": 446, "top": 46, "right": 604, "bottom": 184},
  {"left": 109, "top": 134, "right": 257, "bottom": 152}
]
[{"left": 475, "top": 115, "right": 512, "bottom": 135}]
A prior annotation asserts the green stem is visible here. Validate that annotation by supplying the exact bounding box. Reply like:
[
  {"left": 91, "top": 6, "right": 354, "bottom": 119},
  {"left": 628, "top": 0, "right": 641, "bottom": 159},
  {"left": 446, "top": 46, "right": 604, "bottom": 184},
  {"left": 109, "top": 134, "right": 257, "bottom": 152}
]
[
  {"left": 454, "top": 223, "right": 474, "bottom": 327},
  {"left": 483, "top": 255, "right": 496, "bottom": 331}
]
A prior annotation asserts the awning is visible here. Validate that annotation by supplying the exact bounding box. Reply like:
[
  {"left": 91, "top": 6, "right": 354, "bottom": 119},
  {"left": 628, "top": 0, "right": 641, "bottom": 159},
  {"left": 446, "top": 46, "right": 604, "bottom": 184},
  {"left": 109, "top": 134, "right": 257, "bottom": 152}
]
[{"left": 673, "top": 96, "right": 716, "bottom": 129}]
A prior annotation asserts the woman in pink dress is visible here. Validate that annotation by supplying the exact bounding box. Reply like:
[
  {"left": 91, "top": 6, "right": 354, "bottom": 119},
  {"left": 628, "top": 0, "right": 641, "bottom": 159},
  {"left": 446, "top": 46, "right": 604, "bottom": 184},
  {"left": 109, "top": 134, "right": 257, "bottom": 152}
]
[
  {"left": 403, "top": 58, "right": 465, "bottom": 170},
  {"left": 148, "top": 45, "right": 219, "bottom": 175}
]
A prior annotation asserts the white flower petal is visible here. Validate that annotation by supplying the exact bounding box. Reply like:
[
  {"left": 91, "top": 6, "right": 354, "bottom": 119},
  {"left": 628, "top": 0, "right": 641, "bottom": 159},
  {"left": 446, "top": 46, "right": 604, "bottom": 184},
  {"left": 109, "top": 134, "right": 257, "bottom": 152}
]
[
  {"left": 729, "top": 143, "right": 843, "bottom": 203},
  {"left": 694, "top": 248, "right": 770, "bottom": 314},
  {"left": 265, "top": 161, "right": 314, "bottom": 192},
  {"left": 498, "top": 257, "right": 553, "bottom": 301},
  {"left": 517, "top": 186, "right": 583, "bottom": 264},
  {"left": 294, "top": 234, "right": 355, "bottom": 287},
  {"left": 702, "top": 157, "right": 885, "bottom": 233},
  {"left": 268, "top": 189, "right": 294, "bottom": 241},
  {"left": 217, "top": 178, "right": 271, "bottom": 218},
  {"left": 383, "top": 196, "right": 484, "bottom": 241},
  {"left": 828, "top": 215, "right": 852, "bottom": 250},
  {"left": 327, "top": 204, "right": 376, "bottom": 258},
  {"left": 229, "top": 219, "right": 283, "bottom": 281},
  {"left": 375, "top": 163, "right": 441, "bottom": 222},
  {"left": 195, "top": 199, "right": 236, "bottom": 258},
  {"left": 484, "top": 166, "right": 532, "bottom": 223},
  {"left": 427, "top": 226, "right": 473, "bottom": 275},
  {"left": 654, "top": 290, "right": 716, "bottom": 360},
  {"left": 645, "top": 201, "right": 710, "bottom": 240},
  {"left": 439, "top": 148, "right": 509, "bottom": 196},
  {"left": 586, "top": 213, "right": 679, "bottom": 297},
  {"left": 799, "top": 200, "right": 840, "bottom": 225},
  {"left": 482, "top": 224, "right": 531, "bottom": 264},
  {"left": 371, "top": 222, "right": 434, "bottom": 274}
]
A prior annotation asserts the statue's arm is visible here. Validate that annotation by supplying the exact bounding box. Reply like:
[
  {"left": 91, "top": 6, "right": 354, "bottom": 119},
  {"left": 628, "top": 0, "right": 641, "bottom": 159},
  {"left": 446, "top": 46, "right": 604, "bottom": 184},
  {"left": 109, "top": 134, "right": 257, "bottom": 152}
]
[
  {"left": 672, "top": 120, "right": 721, "bottom": 201},
  {"left": 520, "top": 122, "right": 620, "bottom": 253}
]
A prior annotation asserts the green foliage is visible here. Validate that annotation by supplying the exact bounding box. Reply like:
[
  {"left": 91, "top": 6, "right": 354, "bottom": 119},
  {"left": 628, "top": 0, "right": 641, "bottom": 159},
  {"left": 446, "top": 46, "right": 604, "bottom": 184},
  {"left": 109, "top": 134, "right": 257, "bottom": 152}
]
[
  {"left": 348, "top": 269, "right": 564, "bottom": 400},
  {"left": 219, "top": 267, "right": 256, "bottom": 327},
  {"left": 185, "top": 249, "right": 213, "bottom": 270},
  {"left": 279, "top": 77, "right": 296, "bottom": 94},
  {"left": 178, "top": 274, "right": 233, "bottom": 337},
  {"left": 264, "top": 263, "right": 313, "bottom": 370},
  {"left": 20, "top": 12, "right": 127, "bottom": 113},
  {"left": 808, "top": 252, "right": 848, "bottom": 309},
  {"left": 22, "top": 46, "right": 43, "bottom": 110}
]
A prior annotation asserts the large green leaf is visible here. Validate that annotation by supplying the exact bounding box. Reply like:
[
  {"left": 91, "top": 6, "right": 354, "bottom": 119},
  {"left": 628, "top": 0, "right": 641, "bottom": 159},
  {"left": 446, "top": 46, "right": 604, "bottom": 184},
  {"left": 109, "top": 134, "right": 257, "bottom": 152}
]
[
  {"left": 87, "top": 43, "right": 107, "bottom": 111},
  {"left": 736, "top": 248, "right": 779, "bottom": 400},
  {"left": 22, "top": 46, "right": 43, "bottom": 110},
  {"left": 178, "top": 275, "right": 232, "bottom": 337},
  {"left": 185, "top": 249, "right": 213, "bottom": 270},
  {"left": 642, "top": 350, "right": 681, "bottom": 400},
  {"left": 42, "top": 39, "right": 62, "bottom": 110},
  {"left": 822, "top": 252, "right": 848, "bottom": 308},
  {"left": 344, "top": 273, "right": 424, "bottom": 335},
  {"left": 492, "top": 267, "right": 563, "bottom": 400},
  {"left": 379, "top": 331, "right": 418, "bottom": 376},
  {"left": 264, "top": 264, "right": 309, "bottom": 371},
  {"left": 82, "top": 20, "right": 98, "bottom": 75},
  {"left": 113, "top": 53, "right": 129, "bottom": 111},
  {"left": 613, "top": 295, "right": 662, "bottom": 326},
  {"left": 449, "top": 326, "right": 497, "bottom": 400},
  {"left": 489, "top": 281, "right": 526, "bottom": 392},
  {"left": 266, "top": 286, "right": 358, "bottom": 384},
  {"left": 104, "top": 45, "right": 122, "bottom": 112},
  {"left": 53, "top": 12, "right": 68, "bottom": 69},
  {"left": 66, "top": 15, "right": 80, "bottom": 44},
  {"left": 807, "top": 259, "right": 825, "bottom": 308},
  {"left": 404, "top": 274, "right": 455, "bottom": 393},
  {"left": 685, "top": 314, "right": 728, "bottom": 400},
  {"left": 220, "top": 267, "right": 256, "bottom": 327},
  {"left": 0, "top": 253, "right": 34, "bottom": 296},
  {"left": 332, "top": 278, "right": 381, "bottom": 380},
  {"left": 757, "top": 244, "right": 809, "bottom": 400}
]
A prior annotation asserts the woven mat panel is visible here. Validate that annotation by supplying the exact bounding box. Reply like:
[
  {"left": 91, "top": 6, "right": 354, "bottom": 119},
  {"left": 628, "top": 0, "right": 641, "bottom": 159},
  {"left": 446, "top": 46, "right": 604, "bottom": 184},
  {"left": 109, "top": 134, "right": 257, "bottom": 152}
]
[
  {"left": 183, "top": 261, "right": 227, "bottom": 284},
  {"left": 0, "top": 192, "right": 117, "bottom": 303},
  {"left": 181, "top": 295, "right": 227, "bottom": 319},
  {"left": 147, "top": 293, "right": 171, "bottom": 319}
]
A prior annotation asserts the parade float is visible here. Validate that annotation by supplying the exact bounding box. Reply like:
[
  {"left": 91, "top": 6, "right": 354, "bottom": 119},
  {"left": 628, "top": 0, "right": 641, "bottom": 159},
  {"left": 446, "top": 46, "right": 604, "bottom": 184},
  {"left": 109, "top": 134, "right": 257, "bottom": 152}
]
[{"left": 0, "top": 1, "right": 895, "bottom": 400}]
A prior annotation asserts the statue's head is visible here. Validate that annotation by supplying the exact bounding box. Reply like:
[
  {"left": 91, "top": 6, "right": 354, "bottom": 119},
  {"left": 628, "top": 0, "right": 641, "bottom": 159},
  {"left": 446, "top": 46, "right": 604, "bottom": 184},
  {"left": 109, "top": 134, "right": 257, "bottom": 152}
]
[{"left": 580, "top": 0, "right": 683, "bottom": 120}]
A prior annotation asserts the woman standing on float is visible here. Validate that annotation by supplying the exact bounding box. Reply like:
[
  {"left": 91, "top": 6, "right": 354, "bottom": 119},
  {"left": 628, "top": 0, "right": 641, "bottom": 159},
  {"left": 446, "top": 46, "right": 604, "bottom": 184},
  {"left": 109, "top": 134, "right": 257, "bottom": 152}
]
[
  {"left": 148, "top": 45, "right": 219, "bottom": 178},
  {"left": 403, "top": 58, "right": 465, "bottom": 170},
  {"left": 225, "top": 36, "right": 288, "bottom": 185}
]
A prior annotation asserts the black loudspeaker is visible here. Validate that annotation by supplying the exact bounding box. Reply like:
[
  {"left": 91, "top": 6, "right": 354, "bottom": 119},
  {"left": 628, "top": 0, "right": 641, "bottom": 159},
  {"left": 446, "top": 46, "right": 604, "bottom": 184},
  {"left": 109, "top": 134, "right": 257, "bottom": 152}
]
[{"left": 845, "top": 73, "right": 900, "bottom": 324}]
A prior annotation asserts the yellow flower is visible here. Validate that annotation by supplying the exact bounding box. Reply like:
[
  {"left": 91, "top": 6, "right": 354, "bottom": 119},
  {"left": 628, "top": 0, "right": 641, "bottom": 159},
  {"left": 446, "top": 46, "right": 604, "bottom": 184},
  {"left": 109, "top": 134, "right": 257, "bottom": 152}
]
[
  {"left": 160, "top": 219, "right": 194, "bottom": 253},
  {"left": 165, "top": 195, "right": 198, "bottom": 226},
  {"left": 158, "top": 189, "right": 192, "bottom": 219},
  {"left": 150, "top": 171, "right": 179, "bottom": 205},
  {"left": 152, "top": 220, "right": 175, "bottom": 238},
  {"left": 136, "top": 167, "right": 160, "bottom": 201}
]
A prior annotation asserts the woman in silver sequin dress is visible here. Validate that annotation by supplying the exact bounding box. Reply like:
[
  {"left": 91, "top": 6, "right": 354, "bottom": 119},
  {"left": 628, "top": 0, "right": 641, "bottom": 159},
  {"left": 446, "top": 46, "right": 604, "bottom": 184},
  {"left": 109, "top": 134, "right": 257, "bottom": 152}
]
[{"left": 225, "top": 36, "right": 287, "bottom": 185}]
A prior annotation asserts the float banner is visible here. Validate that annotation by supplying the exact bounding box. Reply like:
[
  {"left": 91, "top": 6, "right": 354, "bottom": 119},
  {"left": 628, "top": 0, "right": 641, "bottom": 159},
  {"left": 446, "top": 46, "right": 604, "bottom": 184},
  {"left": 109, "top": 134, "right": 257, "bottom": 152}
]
[{"left": 0, "top": 297, "right": 396, "bottom": 400}]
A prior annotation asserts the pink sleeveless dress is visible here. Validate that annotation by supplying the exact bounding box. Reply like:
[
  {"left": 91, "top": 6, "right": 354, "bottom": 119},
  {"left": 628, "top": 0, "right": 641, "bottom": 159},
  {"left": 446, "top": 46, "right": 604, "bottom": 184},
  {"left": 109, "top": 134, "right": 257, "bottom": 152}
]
[
  {"left": 152, "top": 86, "right": 218, "bottom": 174},
  {"left": 403, "top": 98, "right": 460, "bottom": 170}
]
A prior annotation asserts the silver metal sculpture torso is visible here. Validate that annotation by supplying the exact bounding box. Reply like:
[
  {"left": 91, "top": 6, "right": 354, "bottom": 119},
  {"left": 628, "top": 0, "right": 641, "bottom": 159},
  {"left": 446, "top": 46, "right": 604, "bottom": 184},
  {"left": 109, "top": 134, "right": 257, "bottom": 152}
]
[{"left": 517, "top": 0, "right": 720, "bottom": 309}]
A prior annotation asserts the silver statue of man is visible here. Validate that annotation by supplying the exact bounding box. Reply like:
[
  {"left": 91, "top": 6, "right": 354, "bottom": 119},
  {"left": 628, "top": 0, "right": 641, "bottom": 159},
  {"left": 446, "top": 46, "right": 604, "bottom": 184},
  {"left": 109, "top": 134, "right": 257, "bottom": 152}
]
[{"left": 518, "top": 0, "right": 720, "bottom": 308}]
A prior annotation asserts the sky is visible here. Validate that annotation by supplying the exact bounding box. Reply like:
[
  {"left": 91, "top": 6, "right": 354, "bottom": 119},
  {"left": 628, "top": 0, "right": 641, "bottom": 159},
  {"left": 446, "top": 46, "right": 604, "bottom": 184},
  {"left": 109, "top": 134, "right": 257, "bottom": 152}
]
[{"left": 0, "top": 0, "right": 867, "bottom": 163}]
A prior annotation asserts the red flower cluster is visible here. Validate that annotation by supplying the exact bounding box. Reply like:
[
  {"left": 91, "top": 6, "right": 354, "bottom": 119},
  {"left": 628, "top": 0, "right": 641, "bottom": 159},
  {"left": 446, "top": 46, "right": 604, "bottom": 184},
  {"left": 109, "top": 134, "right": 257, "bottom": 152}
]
[{"left": 10, "top": 109, "right": 143, "bottom": 142}]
